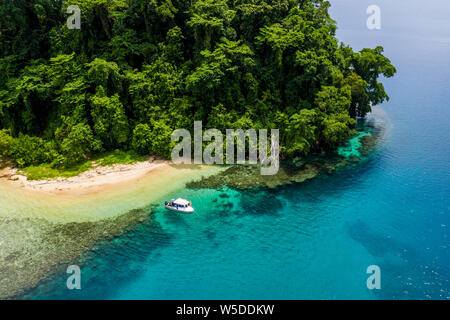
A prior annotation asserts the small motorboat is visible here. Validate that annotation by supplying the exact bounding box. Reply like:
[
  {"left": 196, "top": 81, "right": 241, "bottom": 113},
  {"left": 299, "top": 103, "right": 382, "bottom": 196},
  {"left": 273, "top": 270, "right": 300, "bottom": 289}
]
[{"left": 165, "top": 198, "right": 194, "bottom": 213}]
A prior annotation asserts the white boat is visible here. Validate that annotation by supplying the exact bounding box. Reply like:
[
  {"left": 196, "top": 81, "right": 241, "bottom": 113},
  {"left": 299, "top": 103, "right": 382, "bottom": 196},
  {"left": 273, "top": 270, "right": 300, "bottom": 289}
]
[{"left": 165, "top": 198, "right": 194, "bottom": 213}]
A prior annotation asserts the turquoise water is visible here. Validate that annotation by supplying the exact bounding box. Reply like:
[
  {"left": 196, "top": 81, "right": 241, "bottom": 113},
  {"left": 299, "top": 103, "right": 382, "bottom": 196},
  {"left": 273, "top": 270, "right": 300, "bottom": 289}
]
[
  {"left": 337, "top": 130, "right": 372, "bottom": 158},
  {"left": 26, "top": 1, "right": 450, "bottom": 299}
]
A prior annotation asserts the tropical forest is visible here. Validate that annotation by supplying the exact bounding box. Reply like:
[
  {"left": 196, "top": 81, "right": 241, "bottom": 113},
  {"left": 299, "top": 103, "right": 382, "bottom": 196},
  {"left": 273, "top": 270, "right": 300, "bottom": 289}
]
[{"left": 0, "top": 0, "right": 396, "bottom": 172}]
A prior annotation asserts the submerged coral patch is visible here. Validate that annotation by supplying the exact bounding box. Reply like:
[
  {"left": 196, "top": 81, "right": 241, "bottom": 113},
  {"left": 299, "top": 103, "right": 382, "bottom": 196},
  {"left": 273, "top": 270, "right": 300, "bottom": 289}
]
[{"left": 0, "top": 208, "right": 149, "bottom": 299}]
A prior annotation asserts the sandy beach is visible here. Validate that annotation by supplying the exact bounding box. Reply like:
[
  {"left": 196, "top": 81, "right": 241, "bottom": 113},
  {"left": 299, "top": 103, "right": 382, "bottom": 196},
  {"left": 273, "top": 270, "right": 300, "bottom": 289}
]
[
  {"left": 0, "top": 158, "right": 169, "bottom": 196},
  {"left": 0, "top": 160, "right": 225, "bottom": 222}
]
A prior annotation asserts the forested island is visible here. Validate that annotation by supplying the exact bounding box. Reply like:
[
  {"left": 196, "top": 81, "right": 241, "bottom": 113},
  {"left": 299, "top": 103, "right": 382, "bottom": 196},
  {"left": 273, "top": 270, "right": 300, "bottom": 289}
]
[{"left": 0, "top": 0, "right": 396, "bottom": 176}]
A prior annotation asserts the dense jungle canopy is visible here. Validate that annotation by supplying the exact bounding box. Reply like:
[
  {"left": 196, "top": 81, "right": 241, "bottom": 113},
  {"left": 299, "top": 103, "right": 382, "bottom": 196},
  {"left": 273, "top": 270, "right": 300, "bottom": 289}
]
[{"left": 0, "top": 0, "right": 396, "bottom": 168}]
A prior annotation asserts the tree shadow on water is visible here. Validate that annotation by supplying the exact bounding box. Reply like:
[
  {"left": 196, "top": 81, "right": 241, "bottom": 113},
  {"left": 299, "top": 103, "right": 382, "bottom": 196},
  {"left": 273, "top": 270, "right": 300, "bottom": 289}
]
[
  {"left": 347, "top": 220, "right": 450, "bottom": 299},
  {"left": 238, "top": 189, "right": 284, "bottom": 216},
  {"left": 347, "top": 220, "right": 413, "bottom": 258}
]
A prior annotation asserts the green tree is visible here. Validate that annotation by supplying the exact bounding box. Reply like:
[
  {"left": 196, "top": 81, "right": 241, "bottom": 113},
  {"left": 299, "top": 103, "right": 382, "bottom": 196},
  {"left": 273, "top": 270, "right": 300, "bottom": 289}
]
[
  {"left": 90, "top": 86, "right": 129, "bottom": 148},
  {"left": 0, "top": 0, "right": 396, "bottom": 168},
  {"left": 0, "top": 129, "right": 13, "bottom": 158},
  {"left": 60, "top": 123, "right": 101, "bottom": 165},
  {"left": 284, "top": 109, "right": 318, "bottom": 157},
  {"left": 148, "top": 120, "right": 174, "bottom": 158},
  {"left": 132, "top": 123, "right": 152, "bottom": 155},
  {"left": 8, "top": 134, "right": 56, "bottom": 167}
]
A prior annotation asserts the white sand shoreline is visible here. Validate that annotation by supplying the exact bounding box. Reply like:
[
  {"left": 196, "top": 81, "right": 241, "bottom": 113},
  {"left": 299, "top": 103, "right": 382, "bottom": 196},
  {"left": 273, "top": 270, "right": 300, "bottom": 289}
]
[
  {"left": 0, "top": 160, "right": 225, "bottom": 222},
  {"left": 1, "top": 157, "right": 170, "bottom": 196}
]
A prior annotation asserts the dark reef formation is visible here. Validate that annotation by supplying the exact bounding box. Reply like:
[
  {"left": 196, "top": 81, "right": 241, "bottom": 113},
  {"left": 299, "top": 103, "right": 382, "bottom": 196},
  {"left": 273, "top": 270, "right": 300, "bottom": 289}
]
[
  {"left": 187, "top": 125, "right": 381, "bottom": 190},
  {"left": 0, "top": 208, "right": 149, "bottom": 299}
]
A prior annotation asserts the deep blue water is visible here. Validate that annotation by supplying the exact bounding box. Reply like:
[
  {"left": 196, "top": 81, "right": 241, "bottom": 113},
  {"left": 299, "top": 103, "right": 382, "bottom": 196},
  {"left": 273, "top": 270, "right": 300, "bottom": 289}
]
[{"left": 26, "top": 1, "right": 450, "bottom": 299}]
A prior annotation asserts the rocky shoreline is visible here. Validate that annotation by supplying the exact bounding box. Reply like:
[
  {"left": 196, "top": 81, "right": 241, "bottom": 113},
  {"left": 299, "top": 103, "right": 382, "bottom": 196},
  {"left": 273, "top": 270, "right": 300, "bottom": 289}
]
[{"left": 187, "top": 129, "right": 380, "bottom": 190}]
